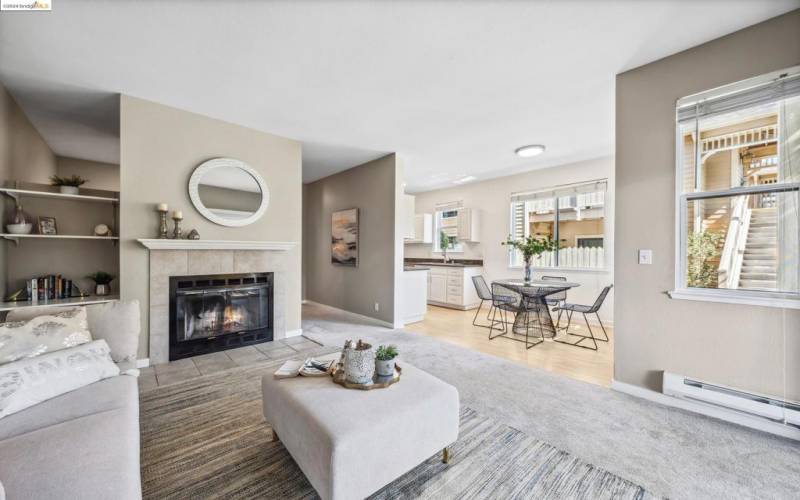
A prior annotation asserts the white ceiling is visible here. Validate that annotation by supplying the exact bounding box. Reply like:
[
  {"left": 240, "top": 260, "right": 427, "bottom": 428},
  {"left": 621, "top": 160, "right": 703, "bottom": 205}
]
[{"left": 0, "top": 1, "right": 796, "bottom": 192}]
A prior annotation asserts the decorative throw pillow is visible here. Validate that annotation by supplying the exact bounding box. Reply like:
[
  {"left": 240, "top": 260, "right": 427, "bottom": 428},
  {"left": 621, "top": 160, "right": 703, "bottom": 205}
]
[
  {"left": 7, "top": 300, "right": 140, "bottom": 365},
  {"left": 0, "top": 339, "right": 119, "bottom": 419},
  {"left": 85, "top": 300, "right": 140, "bottom": 364},
  {"left": 0, "top": 308, "right": 92, "bottom": 366}
]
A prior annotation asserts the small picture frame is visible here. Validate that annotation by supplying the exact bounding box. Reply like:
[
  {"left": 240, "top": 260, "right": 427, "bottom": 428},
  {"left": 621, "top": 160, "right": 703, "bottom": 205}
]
[{"left": 38, "top": 216, "right": 58, "bottom": 235}]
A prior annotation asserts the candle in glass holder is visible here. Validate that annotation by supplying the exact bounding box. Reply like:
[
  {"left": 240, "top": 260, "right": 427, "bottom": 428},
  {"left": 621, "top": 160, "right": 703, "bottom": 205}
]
[
  {"left": 172, "top": 210, "right": 183, "bottom": 220},
  {"left": 157, "top": 203, "right": 168, "bottom": 212}
]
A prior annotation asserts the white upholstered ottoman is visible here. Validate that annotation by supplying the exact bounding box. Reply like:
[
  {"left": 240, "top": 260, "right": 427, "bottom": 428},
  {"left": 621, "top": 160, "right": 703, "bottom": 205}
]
[{"left": 261, "top": 360, "right": 459, "bottom": 500}]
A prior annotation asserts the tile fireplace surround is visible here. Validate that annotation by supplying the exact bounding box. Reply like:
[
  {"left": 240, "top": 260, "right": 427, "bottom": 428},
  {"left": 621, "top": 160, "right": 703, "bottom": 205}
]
[{"left": 138, "top": 240, "right": 296, "bottom": 365}]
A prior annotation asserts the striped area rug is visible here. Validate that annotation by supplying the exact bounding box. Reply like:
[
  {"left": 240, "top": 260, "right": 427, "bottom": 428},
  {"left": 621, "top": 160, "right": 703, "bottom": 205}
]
[{"left": 140, "top": 359, "right": 657, "bottom": 500}]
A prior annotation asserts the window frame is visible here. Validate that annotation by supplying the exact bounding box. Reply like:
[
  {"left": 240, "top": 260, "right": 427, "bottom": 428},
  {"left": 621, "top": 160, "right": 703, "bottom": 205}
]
[
  {"left": 507, "top": 180, "right": 607, "bottom": 271},
  {"left": 670, "top": 74, "right": 800, "bottom": 309},
  {"left": 432, "top": 209, "right": 464, "bottom": 254}
]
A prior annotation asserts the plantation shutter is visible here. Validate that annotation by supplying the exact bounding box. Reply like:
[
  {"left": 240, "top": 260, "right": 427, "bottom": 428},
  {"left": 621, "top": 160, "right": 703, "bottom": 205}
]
[
  {"left": 507, "top": 201, "right": 527, "bottom": 266},
  {"left": 511, "top": 201, "right": 526, "bottom": 239}
]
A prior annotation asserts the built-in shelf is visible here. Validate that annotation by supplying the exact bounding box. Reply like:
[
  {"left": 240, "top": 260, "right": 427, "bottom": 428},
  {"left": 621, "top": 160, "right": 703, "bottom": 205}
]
[
  {"left": 0, "top": 181, "right": 120, "bottom": 311},
  {"left": 0, "top": 294, "right": 119, "bottom": 312},
  {"left": 0, "top": 185, "right": 118, "bottom": 203},
  {"left": 1, "top": 234, "right": 119, "bottom": 245},
  {"left": 137, "top": 239, "right": 296, "bottom": 251}
]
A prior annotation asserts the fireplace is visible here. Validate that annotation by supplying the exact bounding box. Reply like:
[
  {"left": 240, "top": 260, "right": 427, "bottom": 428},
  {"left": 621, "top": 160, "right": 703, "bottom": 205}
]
[{"left": 169, "top": 272, "right": 273, "bottom": 361}]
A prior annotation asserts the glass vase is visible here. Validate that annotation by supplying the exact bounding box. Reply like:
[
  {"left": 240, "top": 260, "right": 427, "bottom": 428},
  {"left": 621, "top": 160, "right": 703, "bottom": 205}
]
[
  {"left": 5, "top": 203, "right": 34, "bottom": 234},
  {"left": 524, "top": 261, "right": 532, "bottom": 282}
]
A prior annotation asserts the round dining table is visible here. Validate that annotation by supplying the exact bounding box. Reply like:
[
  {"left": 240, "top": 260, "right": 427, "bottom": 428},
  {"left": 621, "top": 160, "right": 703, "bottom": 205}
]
[{"left": 491, "top": 279, "right": 581, "bottom": 338}]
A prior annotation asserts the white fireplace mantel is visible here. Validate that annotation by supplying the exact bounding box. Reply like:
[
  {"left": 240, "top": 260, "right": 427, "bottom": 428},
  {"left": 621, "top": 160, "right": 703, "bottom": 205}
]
[{"left": 137, "top": 239, "right": 296, "bottom": 251}]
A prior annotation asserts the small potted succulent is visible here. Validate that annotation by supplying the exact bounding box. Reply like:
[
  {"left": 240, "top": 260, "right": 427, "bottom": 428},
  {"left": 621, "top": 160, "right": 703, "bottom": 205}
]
[
  {"left": 375, "top": 345, "right": 398, "bottom": 377},
  {"left": 50, "top": 174, "right": 88, "bottom": 195},
  {"left": 86, "top": 271, "right": 115, "bottom": 296}
]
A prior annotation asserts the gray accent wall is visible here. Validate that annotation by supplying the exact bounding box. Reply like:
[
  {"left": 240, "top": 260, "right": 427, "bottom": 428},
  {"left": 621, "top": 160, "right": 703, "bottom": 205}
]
[
  {"left": 120, "top": 96, "right": 302, "bottom": 359},
  {"left": 303, "top": 154, "right": 402, "bottom": 325},
  {"left": 615, "top": 9, "right": 800, "bottom": 399}
]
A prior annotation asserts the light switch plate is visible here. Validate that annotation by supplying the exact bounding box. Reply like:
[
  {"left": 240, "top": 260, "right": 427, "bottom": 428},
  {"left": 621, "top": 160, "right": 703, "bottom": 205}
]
[{"left": 638, "top": 249, "right": 653, "bottom": 265}]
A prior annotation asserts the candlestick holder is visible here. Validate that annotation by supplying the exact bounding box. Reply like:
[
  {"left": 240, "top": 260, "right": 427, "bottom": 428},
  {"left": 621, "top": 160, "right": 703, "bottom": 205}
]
[
  {"left": 158, "top": 209, "right": 169, "bottom": 239},
  {"left": 172, "top": 217, "right": 183, "bottom": 239}
]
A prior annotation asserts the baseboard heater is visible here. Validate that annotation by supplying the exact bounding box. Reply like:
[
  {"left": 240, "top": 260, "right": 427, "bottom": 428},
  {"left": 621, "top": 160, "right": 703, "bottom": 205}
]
[{"left": 663, "top": 372, "right": 800, "bottom": 429}]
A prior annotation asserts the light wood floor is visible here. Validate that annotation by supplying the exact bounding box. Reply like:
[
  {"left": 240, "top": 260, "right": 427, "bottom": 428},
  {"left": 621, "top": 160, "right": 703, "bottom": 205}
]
[{"left": 405, "top": 305, "right": 613, "bottom": 387}]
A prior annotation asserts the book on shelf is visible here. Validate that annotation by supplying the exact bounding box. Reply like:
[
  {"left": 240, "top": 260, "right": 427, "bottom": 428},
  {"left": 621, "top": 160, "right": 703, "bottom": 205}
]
[{"left": 26, "top": 275, "right": 76, "bottom": 302}]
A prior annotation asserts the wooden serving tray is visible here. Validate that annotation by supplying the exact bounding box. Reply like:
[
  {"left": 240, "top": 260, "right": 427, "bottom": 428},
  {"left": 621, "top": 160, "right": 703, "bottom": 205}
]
[{"left": 330, "top": 364, "right": 402, "bottom": 390}]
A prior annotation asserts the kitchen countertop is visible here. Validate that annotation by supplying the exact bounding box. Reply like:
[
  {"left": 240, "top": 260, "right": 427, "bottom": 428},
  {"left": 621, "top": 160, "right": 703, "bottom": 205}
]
[{"left": 404, "top": 266, "right": 430, "bottom": 271}]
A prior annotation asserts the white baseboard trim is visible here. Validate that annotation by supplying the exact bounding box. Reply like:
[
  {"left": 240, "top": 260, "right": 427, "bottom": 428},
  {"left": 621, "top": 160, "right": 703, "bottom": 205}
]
[
  {"left": 285, "top": 328, "right": 303, "bottom": 338},
  {"left": 402, "top": 314, "right": 425, "bottom": 325},
  {"left": 136, "top": 358, "right": 150, "bottom": 368},
  {"left": 303, "top": 300, "right": 396, "bottom": 329},
  {"left": 611, "top": 379, "right": 800, "bottom": 441}
]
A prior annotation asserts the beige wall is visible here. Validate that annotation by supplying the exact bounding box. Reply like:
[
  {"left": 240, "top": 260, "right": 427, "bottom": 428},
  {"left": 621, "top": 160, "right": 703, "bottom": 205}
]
[
  {"left": 303, "top": 154, "right": 401, "bottom": 324},
  {"left": 0, "top": 84, "right": 57, "bottom": 186},
  {"left": 56, "top": 156, "right": 119, "bottom": 191},
  {"left": 406, "top": 156, "right": 615, "bottom": 322},
  {"left": 615, "top": 9, "right": 800, "bottom": 398},
  {"left": 120, "top": 96, "right": 302, "bottom": 359}
]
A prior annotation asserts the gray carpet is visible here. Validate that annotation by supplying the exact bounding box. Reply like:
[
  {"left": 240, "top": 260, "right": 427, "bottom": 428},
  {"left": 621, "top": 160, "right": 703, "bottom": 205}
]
[
  {"left": 139, "top": 356, "right": 656, "bottom": 499},
  {"left": 301, "top": 302, "right": 800, "bottom": 500}
]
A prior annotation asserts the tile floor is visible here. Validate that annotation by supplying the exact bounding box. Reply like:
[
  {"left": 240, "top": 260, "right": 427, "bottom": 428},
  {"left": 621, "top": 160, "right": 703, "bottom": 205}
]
[{"left": 138, "top": 336, "right": 325, "bottom": 390}]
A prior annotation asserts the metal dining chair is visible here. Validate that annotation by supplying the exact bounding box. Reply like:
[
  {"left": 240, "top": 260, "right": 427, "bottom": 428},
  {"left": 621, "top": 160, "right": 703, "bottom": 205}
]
[
  {"left": 488, "top": 282, "right": 544, "bottom": 349},
  {"left": 541, "top": 275, "right": 567, "bottom": 328},
  {"left": 471, "top": 275, "right": 504, "bottom": 328},
  {"left": 553, "top": 284, "right": 613, "bottom": 351}
]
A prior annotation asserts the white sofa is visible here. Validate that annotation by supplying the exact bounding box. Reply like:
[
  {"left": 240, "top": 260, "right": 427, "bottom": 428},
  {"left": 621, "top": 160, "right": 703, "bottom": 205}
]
[{"left": 0, "top": 301, "right": 142, "bottom": 499}]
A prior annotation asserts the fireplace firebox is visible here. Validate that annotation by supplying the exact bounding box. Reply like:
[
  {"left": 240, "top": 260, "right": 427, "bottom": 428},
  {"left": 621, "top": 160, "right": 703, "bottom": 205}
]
[{"left": 169, "top": 272, "right": 273, "bottom": 361}]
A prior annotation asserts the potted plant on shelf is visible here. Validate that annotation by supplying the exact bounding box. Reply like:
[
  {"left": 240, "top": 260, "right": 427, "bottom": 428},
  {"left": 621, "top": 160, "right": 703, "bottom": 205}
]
[
  {"left": 502, "top": 235, "right": 558, "bottom": 282},
  {"left": 86, "top": 271, "right": 115, "bottom": 296},
  {"left": 49, "top": 174, "right": 87, "bottom": 195},
  {"left": 375, "top": 344, "right": 398, "bottom": 377}
]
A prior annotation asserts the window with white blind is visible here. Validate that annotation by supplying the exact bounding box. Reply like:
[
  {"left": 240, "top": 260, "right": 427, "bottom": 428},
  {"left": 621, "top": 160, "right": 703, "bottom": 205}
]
[
  {"left": 433, "top": 201, "right": 464, "bottom": 253},
  {"left": 508, "top": 180, "right": 607, "bottom": 269},
  {"left": 672, "top": 66, "right": 800, "bottom": 308}
]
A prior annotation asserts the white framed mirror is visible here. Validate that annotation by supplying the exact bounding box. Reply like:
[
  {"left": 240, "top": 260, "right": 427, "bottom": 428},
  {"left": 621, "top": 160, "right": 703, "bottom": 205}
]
[{"left": 188, "top": 158, "right": 269, "bottom": 227}]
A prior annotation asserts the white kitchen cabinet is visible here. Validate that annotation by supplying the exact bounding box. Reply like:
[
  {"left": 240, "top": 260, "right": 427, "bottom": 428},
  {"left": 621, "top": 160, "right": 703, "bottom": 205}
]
[
  {"left": 457, "top": 208, "right": 481, "bottom": 242},
  {"left": 428, "top": 272, "right": 447, "bottom": 303},
  {"left": 406, "top": 214, "right": 433, "bottom": 244},
  {"left": 426, "top": 265, "right": 482, "bottom": 310},
  {"left": 402, "top": 194, "right": 415, "bottom": 240},
  {"left": 401, "top": 268, "right": 428, "bottom": 324}
]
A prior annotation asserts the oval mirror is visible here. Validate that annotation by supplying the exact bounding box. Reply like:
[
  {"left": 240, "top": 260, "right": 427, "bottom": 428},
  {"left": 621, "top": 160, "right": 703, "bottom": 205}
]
[{"left": 188, "top": 158, "right": 269, "bottom": 227}]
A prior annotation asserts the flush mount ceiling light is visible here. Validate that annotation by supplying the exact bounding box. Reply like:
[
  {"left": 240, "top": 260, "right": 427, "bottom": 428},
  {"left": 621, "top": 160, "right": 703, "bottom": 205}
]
[
  {"left": 515, "top": 144, "right": 546, "bottom": 158},
  {"left": 453, "top": 175, "right": 477, "bottom": 184}
]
